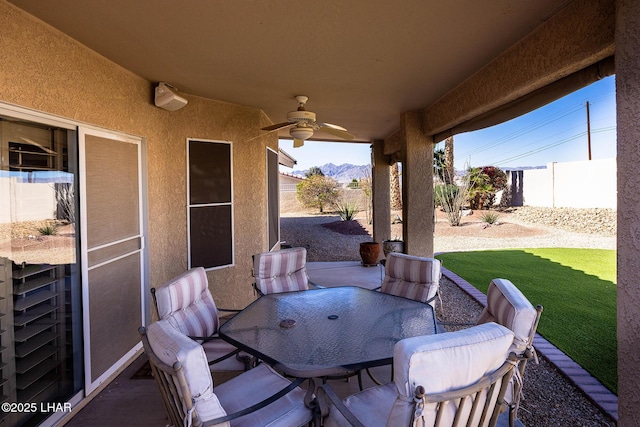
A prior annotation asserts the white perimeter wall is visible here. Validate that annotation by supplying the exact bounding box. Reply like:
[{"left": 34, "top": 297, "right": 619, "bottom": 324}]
[
  {"left": 0, "top": 177, "right": 57, "bottom": 223},
  {"left": 511, "top": 158, "right": 616, "bottom": 209}
]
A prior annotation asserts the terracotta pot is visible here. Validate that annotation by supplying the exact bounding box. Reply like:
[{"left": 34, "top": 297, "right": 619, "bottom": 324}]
[{"left": 359, "top": 242, "right": 380, "bottom": 266}]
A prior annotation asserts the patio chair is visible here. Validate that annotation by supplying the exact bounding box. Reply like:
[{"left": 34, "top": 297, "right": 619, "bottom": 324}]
[
  {"left": 360, "top": 253, "right": 443, "bottom": 386},
  {"left": 139, "top": 320, "right": 314, "bottom": 427},
  {"left": 476, "top": 278, "right": 543, "bottom": 426},
  {"left": 380, "top": 252, "right": 442, "bottom": 310},
  {"left": 151, "top": 267, "right": 251, "bottom": 371},
  {"left": 316, "top": 322, "right": 517, "bottom": 427},
  {"left": 252, "top": 247, "right": 315, "bottom": 296}
]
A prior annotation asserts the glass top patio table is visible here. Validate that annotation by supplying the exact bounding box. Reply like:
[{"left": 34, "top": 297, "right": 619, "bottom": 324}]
[{"left": 219, "top": 286, "right": 436, "bottom": 378}]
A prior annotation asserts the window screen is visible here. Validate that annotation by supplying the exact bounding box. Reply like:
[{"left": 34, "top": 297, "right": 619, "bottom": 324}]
[{"left": 187, "top": 139, "right": 233, "bottom": 269}]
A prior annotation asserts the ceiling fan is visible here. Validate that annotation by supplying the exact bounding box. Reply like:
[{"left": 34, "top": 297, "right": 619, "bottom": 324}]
[{"left": 261, "top": 95, "right": 355, "bottom": 147}]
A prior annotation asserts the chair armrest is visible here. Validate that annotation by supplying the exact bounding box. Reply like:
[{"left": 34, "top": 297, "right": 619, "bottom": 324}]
[
  {"left": 202, "top": 377, "right": 308, "bottom": 426},
  {"left": 316, "top": 384, "right": 365, "bottom": 427},
  {"left": 217, "top": 308, "right": 241, "bottom": 314},
  {"left": 150, "top": 287, "right": 160, "bottom": 319},
  {"left": 252, "top": 282, "right": 265, "bottom": 297},
  {"left": 184, "top": 333, "right": 244, "bottom": 366},
  {"left": 308, "top": 281, "right": 324, "bottom": 290},
  {"left": 206, "top": 347, "right": 242, "bottom": 366},
  {"left": 217, "top": 308, "right": 242, "bottom": 322},
  {"left": 188, "top": 333, "right": 221, "bottom": 342}
]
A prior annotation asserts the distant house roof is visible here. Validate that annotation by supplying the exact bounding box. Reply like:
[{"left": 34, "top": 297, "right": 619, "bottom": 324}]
[
  {"left": 278, "top": 148, "right": 297, "bottom": 168},
  {"left": 280, "top": 171, "right": 304, "bottom": 181}
]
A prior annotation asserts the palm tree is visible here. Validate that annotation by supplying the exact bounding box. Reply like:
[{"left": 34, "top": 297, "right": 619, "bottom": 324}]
[
  {"left": 434, "top": 148, "right": 445, "bottom": 180},
  {"left": 444, "top": 136, "right": 454, "bottom": 184},
  {"left": 390, "top": 162, "right": 402, "bottom": 210}
]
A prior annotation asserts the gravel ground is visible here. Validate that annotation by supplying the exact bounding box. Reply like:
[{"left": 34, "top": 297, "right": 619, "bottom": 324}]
[
  {"left": 437, "top": 277, "right": 615, "bottom": 427},
  {"left": 281, "top": 206, "right": 617, "bottom": 426},
  {"left": 281, "top": 206, "right": 616, "bottom": 261}
]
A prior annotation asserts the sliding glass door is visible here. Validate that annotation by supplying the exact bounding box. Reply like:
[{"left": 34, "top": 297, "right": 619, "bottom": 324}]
[
  {"left": 0, "top": 108, "right": 148, "bottom": 426},
  {"left": 0, "top": 116, "right": 82, "bottom": 426}
]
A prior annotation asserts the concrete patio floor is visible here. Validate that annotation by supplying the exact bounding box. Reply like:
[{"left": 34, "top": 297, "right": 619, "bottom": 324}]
[{"left": 62, "top": 261, "right": 616, "bottom": 426}]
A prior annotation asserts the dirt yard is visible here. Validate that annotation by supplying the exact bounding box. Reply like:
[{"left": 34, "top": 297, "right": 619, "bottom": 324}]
[{"left": 280, "top": 194, "right": 616, "bottom": 262}]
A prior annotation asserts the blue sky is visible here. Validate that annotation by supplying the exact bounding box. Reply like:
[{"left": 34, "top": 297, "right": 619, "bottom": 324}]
[
  {"left": 447, "top": 75, "right": 616, "bottom": 170},
  {"left": 280, "top": 75, "right": 616, "bottom": 172}
]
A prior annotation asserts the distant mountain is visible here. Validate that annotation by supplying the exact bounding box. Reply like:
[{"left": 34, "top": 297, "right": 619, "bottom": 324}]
[{"left": 292, "top": 163, "right": 371, "bottom": 183}]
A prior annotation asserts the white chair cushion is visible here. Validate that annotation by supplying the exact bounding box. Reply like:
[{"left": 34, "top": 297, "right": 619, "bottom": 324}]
[
  {"left": 155, "top": 267, "right": 220, "bottom": 339},
  {"left": 215, "top": 364, "right": 312, "bottom": 427},
  {"left": 381, "top": 253, "right": 441, "bottom": 307},
  {"left": 326, "top": 323, "right": 514, "bottom": 427},
  {"left": 325, "top": 383, "right": 396, "bottom": 427},
  {"left": 477, "top": 278, "right": 537, "bottom": 354},
  {"left": 146, "top": 320, "right": 228, "bottom": 425},
  {"left": 389, "top": 322, "right": 515, "bottom": 426},
  {"left": 253, "top": 247, "right": 309, "bottom": 295}
]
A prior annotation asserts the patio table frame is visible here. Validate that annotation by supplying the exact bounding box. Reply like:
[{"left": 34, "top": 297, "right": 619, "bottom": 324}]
[{"left": 219, "top": 286, "right": 437, "bottom": 379}]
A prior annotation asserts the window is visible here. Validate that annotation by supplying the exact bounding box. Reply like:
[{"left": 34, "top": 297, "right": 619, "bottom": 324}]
[
  {"left": 267, "top": 148, "right": 279, "bottom": 250},
  {"left": 187, "top": 139, "right": 233, "bottom": 269}
]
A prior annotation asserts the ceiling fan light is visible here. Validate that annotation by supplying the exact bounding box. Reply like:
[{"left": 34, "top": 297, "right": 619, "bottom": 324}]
[{"left": 290, "top": 127, "right": 314, "bottom": 140}]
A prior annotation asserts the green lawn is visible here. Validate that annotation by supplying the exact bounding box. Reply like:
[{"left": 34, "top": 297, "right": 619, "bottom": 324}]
[{"left": 435, "top": 248, "right": 617, "bottom": 394}]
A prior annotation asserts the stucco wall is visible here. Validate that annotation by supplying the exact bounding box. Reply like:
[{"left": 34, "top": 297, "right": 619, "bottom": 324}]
[
  {"left": 516, "top": 168, "right": 552, "bottom": 207},
  {"left": 0, "top": 1, "right": 276, "bottom": 309},
  {"left": 514, "top": 158, "right": 617, "bottom": 209},
  {"left": 616, "top": 0, "right": 640, "bottom": 423},
  {"left": 422, "top": 0, "right": 615, "bottom": 136}
]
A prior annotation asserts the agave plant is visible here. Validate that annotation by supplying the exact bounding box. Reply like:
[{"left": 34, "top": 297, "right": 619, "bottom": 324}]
[
  {"left": 334, "top": 199, "right": 360, "bottom": 221},
  {"left": 37, "top": 222, "right": 59, "bottom": 236}
]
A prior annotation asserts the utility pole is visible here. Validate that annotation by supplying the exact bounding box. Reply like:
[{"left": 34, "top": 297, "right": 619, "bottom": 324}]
[{"left": 586, "top": 101, "right": 592, "bottom": 160}]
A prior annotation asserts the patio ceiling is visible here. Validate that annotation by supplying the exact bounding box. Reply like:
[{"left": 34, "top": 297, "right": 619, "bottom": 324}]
[{"left": 10, "top": 0, "right": 572, "bottom": 143}]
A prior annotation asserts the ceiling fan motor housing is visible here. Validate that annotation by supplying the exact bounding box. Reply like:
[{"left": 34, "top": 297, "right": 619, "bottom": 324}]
[{"left": 287, "top": 110, "right": 316, "bottom": 123}]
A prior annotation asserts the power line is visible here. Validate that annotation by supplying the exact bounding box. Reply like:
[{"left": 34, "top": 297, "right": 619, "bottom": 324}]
[
  {"left": 469, "top": 123, "right": 586, "bottom": 164},
  {"left": 489, "top": 126, "right": 616, "bottom": 166},
  {"left": 457, "top": 93, "right": 616, "bottom": 161},
  {"left": 458, "top": 103, "right": 585, "bottom": 158}
]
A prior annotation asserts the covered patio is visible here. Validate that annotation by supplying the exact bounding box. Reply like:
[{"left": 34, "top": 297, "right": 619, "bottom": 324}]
[
  {"left": 65, "top": 263, "right": 617, "bottom": 426},
  {"left": 0, "top": 0, "right": 636, "bottom": 425}
]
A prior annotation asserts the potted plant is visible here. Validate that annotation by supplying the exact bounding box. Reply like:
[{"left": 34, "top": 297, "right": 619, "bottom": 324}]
[
  {"left": 382, "top": 237, "right": 404, "bottom": 257},
  {"left": 359, "top": 241, "right": 381, "bottom": 266}
]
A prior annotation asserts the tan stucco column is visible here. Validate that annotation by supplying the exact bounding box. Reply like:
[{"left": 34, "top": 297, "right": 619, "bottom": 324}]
[
  {"left": 371, "top": 140, "right": 391, "bottom": 244},
  {"left": 400, "top": 111, "right": 434, "bottom": 257},
  {"left": 616, "top": 0, "right": 640, "bottom": 423}
]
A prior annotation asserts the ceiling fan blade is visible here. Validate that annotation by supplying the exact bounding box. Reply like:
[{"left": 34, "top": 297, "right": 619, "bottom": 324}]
[
  {"left": 293, "top": 139, "right": 304, "bottom": 148},
  {"left": 318, "top": 123, "right": 355, "bottom": 140},
  {"left": 261, "top": 122, "right": 293, "bottom": 131}
]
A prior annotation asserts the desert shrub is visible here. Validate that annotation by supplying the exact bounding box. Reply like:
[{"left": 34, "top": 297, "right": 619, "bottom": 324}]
[
  {"left": 54, "top": 183, "right": 75, "bottom": 224},
  {"left": 334, "top": 199, "right": 360, "bottom": 221},
  {"left": 468, "top": 166, "right": 507, "bottom": 209},
  {"left": 480, "top": 211, "right": 500, "bottom": 224},
  {"left": 434, "top": 184, "right": 459, "bottom": 208},
  {"left": 434, "top": 168, "right": 470, "bottom": 226},
  {"left": 37, "top": 222, "right": 59, "bottom": 235},
  {"left": 359, "top": 174, "right": 373, "bottom": 224},
  {"left": 296, "top": 175, "right": 339, "bottom": 213}
]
